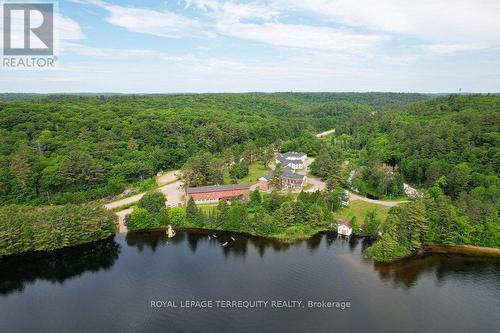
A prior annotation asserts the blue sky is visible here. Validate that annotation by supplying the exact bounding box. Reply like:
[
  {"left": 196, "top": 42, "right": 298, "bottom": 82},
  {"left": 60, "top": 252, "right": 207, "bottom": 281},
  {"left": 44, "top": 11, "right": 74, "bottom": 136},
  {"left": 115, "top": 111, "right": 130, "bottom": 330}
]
[{"left": 1, "top": 0, "right": 500, "bottom": 93}]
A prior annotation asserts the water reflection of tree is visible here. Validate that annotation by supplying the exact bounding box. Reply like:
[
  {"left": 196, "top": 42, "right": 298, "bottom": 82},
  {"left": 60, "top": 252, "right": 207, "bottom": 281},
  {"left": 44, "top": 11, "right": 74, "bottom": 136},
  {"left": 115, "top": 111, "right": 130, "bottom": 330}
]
[
  {"left": 125, "top": 230, "right": 337, "bottom": 260},
  {"left": 126, "top": 231, "right": 185, "bottom": 252},
  {"left": 372, "top": 254, "right": 500, "bottom": 290},
  {"left": 0, "top": 237, "right": 120, "bottom": 295}
]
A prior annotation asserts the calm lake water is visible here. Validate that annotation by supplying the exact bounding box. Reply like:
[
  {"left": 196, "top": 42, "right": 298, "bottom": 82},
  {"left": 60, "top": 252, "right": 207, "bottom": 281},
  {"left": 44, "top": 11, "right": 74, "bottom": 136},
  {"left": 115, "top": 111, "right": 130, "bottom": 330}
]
[{"left": 1, "top": 230, "right": 499, "bottom": 333}]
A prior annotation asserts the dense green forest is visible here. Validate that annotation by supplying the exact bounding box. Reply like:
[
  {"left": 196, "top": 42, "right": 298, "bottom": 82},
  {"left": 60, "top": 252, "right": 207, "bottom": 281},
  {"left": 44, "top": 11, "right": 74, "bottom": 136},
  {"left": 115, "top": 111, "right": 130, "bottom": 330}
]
[
  {"left": 0, "top": 92, "right": 498, "bottom": 260},
  {"left": 365, "top": 95, "right": 499, "bottom": 259},
  {"left": 315, "top": 94, "right": 499, "bottom": 259},
  {"left": 0, "top": 93, "right": 423, "bottom": 204},
  {"left": 0, "top": 204, "right": 116, "bottom": 256}
]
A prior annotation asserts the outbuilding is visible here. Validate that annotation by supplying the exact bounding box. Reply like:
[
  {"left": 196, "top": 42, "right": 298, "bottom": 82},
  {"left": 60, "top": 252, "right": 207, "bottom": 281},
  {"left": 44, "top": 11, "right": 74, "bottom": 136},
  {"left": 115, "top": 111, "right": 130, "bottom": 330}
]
[
  {"left": 185, "top": 184, "right": 251, "bottom": 204},
  {"left": 337, "top": 219, "right": 353, "bottom": 236}
]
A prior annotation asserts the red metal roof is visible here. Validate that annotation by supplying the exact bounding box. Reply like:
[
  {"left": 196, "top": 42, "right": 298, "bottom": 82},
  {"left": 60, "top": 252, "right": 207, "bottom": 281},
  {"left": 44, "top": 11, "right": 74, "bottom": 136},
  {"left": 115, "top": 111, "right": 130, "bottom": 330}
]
[{"left": 186, "top": 184, "right": 251, "bottom": 194}]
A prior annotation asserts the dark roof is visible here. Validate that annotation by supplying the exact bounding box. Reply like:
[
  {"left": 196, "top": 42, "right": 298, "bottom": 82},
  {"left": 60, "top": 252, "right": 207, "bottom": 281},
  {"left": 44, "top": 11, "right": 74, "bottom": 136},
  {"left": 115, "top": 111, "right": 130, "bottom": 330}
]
[
  {"left": 186, "top": 184, "right": 251, "bottom": 194},
  {"left": 276, "top": 155, "right": 302, "bottom": 165},
  {"left": 337, "top": 219, "right": 352, "bottom": 227},
  {"left": 280, "top": 151, "right": 306, "bottom": 159},
  {"left": 262, "top": 167, "right": 305, "bottom": 181}
]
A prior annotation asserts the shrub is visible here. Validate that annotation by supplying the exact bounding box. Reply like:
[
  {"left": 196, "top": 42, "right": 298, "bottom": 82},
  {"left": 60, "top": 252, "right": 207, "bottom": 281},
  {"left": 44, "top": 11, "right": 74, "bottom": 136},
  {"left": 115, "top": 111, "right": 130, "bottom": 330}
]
[
  {"left": 168, "top": 207, "right": 187, "bottom": 226},
  {"left": 138, "top": 191, "right": 166, "bottom": 215},
  {"left": 126, "top": 208, "right": 154, "bottom": 231}
]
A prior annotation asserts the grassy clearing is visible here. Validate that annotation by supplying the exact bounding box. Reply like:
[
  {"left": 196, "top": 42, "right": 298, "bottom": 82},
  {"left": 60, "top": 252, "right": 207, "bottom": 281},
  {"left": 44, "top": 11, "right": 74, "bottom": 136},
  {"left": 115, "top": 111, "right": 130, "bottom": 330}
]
[
  {"left": 223, "top": 162, "right": 270, "bottom": 185},
  {"left": 197, "top": 203, "right": 219, "bottom": 213},
  {"left": 333, "top": 200, "right": 390, "bottom": 223}
]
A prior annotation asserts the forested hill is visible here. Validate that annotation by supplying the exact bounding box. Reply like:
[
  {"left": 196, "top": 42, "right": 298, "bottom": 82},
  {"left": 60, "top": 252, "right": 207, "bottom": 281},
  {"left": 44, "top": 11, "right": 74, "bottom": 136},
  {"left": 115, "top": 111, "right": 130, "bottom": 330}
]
[
  {"left": 363, "top": 94, "right": 499, "bottom": 192},
  {"left": 0, "top": 93, "right": 422, "bottom": 205},
  {"left": 0, "top": 91, "right": 430, "bottom": 108},
  {"left": 346, "top": 94, "right": 500, "bottom": 256},
  {"left": 270, "top": 92, "right": 430, "bottom": 109}
]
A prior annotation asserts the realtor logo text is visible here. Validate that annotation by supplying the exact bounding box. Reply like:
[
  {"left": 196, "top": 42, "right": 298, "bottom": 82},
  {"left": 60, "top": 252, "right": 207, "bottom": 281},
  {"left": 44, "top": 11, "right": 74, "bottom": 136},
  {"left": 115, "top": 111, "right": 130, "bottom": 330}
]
[{"left": 2, "top": 2, "right": 57, "bottom": 69}]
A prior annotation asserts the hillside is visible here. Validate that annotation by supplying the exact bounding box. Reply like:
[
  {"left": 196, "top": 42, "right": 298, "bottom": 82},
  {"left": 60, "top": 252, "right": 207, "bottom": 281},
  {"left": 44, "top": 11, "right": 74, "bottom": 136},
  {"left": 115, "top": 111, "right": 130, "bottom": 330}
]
[
  {"left": 349, "top": 94, "right": 500, "bottom": 259},
  {"left": 0, "top": 93, "right": 423, "bottom": 205}
]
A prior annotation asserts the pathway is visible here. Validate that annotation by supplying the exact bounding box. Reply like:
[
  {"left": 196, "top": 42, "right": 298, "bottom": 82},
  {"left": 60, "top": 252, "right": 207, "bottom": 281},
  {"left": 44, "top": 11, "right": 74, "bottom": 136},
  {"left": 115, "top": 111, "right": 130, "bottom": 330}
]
[
  {"left": 104, "top": 172, "right": 183, "bottom": 211},
  {"left": 297, "top": 157, "right": 408, "bottom": 206},
  {"left": 297, "top": 157, "right": 326, "bottom": 192},
  {"left": 348, "top": 192, "right": 409, "bottom": 207},
  {"left": 115, "top": 208, "right": 133, "bottom": 233},
  {"left": 316, "top": 129, "right": 336, "bottom": 138},
  {"left": 105, "top": 171, "right": 184, "bottom": 233}
]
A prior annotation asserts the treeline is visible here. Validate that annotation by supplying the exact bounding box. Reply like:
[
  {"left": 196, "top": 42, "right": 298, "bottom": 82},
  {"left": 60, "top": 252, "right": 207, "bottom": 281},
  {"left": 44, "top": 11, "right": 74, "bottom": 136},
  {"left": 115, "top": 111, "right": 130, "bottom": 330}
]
[
  {"left": 304, "top": 94, "right": 499, "bottom": 259},
  {"left": 125, "top": 189, "right": 350, "bottom": 238},
  {"left": 366, "top": 95, "right": 498, "bottom": 221},
  {"left": 367, "top": 187, "right": 500, "bottom": 261},
  {"left": 341, "top": 94, "right": 500, "bottom": 260},
  {"left": 2, "top": 93, "right": 404, "bottom": 204},
  {"left": 271, "top": 92, "right": 430, "bottom": 110},
  {"left": 0, "top": 204, "right": 117, "bottom": 257}
]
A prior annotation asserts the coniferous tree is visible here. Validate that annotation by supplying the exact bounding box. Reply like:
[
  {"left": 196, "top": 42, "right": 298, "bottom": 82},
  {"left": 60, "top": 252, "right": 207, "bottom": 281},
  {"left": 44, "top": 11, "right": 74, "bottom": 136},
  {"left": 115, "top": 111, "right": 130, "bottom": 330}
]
[
  {"left": 271, "top": 163, "right": 283, "bottom": 191},
  {"left": 186, "top": 197, "right": 200, "bottom": 225},
  {"left": 250, "top": 190, "right": 262, "bottom": 207}
]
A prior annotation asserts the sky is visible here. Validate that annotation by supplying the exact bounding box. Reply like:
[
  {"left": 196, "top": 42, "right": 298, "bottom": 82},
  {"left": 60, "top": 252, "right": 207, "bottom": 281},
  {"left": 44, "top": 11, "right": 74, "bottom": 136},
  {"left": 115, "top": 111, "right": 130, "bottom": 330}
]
[{"left": 1, "top": 0, "right": 499, "bottom": 93}]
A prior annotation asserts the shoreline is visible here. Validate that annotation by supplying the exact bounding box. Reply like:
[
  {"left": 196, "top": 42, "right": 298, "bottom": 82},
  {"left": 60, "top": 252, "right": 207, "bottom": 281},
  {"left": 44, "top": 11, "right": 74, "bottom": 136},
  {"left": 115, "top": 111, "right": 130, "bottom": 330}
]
[
  {"left": 3, "top": 225, "right": 499, "bottom": 260},
  {"left": 125, "top": 226, "right": 500, "bottom": 260},
  {"left": 422, "top": 244, "right": 500, "bottom": 258},
  {"left": 127, "top": 225, "right": 339, "bottom": 243}
]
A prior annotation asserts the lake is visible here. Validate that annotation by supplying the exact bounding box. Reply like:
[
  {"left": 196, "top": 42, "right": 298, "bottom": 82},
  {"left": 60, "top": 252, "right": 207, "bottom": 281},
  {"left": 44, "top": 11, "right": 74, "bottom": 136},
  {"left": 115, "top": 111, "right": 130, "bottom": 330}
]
[{"left": 1, "top": 230, "right": 499, "bottom": 333}]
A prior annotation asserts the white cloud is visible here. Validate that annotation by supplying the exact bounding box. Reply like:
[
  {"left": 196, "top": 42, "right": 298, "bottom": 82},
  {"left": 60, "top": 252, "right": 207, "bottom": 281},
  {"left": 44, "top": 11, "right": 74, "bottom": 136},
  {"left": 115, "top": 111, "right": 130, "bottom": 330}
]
[
  {"left": 83, "top": 0, "right": 203, "bottom": 38},
  {"left": 57, "top": 14, "right": 86, "bottom": 40},
  {"left": 186, "top": 0, "right": 279, "bottom": 19},
  {"left": 61, "top": 42, "right": 196, "bottom": 62},
  {"left": 280, "top": 0, "right": 500, "bottom": 46},
  {"left": 185, "top": 0, "right": 387, "bottom": 53},
  {"left": 216, "top": 21, "right": 386, "bottom": 53},
  {"left": 418, "top": 43, "right": 489, "bottom": 55}
]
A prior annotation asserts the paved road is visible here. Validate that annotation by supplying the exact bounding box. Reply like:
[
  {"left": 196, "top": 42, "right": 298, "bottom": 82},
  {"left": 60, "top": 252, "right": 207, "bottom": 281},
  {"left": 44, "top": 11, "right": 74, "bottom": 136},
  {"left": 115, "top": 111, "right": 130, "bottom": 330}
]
[
  {"left": 111, "top": 180, "right": 184, "bottom": 233},
  {"left": 297, "top": 157, "right": 326, "bottom": 192},
  {"left": 316, "top": 128, "right": 335, "bottom": 137},
  {"left": 349, "top": 192, "right": 409, "bottom": 207},
  {"left": 158, "top": 180, "right": 184, "bottom": 207},
  {"left": 105, "top": 171, "right": 185, "bottom": 232},
  {"left": 104, "top": 172, "right": 184, "bottom": 210},
  {"left": 104, "top": 192, "right": 146, "bottom": 210},
  {"left": 156, "top": 170, "right": 181, "bottom": 186},
  {"left": 297, "top": 157, "right": 407, "bottom": 207}
]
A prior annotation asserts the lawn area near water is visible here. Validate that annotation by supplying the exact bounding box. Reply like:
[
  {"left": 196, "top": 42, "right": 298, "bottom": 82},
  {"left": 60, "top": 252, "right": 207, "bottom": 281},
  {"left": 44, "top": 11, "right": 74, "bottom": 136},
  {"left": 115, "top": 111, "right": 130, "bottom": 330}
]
[{"left": 333, "top": 200, "right": 391, "bottom": 224}]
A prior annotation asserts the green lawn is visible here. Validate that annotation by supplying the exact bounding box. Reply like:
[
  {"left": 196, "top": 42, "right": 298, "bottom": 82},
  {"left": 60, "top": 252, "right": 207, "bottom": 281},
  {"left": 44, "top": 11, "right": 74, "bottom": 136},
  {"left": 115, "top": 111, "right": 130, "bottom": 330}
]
[
  {"left": 223, "top": 162, "right": 270, "bottom": 185},
  {"left": 197, "top": 203, "right": 219, "bottom": 213},
  {"left": 333, "top": 200, "right": 390, "bottom": 224}
]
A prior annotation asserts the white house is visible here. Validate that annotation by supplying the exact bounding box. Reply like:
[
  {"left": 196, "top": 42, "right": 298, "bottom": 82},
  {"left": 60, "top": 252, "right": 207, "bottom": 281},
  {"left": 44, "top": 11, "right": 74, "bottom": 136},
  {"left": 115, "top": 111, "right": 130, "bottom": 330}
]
[
  {"left": 275, "top": 152, "right": 307, "bottom": 170},
  {"left": 337, "top": 219, "right": 352, "bottom": 236}
]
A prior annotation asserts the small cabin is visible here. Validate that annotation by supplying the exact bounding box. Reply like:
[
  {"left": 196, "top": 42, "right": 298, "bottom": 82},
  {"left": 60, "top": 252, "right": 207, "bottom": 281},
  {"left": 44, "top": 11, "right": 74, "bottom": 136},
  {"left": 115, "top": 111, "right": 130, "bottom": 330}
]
[{"left": 337, "top": 219, "right": 352, "bottom": 236}]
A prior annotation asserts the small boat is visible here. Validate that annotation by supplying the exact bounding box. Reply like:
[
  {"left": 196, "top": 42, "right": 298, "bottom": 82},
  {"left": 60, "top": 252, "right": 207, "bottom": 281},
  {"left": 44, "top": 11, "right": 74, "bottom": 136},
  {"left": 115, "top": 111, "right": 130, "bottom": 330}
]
[
  {"left": 222, "top": 242, "right": 228, "bottom": 247},
  {"left": 166, "top": 225, "right": 176, "bottom": 238},
  {"left": 208, "top": 235, "right": 211, "bottom": 240},
  {"left": 213, "top": 235, "right": 217, "bottom": 238},
  {"left": 230, "top": 236, "right": 235, "bottom": 241}
]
